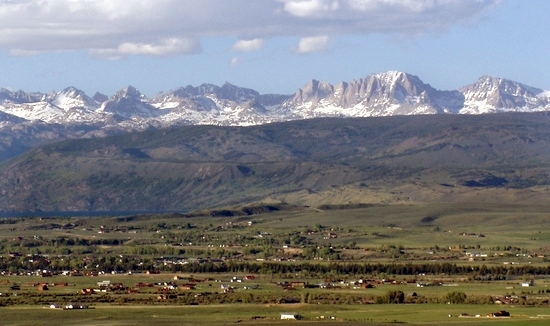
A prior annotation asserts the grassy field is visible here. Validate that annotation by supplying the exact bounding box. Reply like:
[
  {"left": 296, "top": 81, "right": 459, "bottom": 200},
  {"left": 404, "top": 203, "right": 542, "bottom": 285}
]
[
  {"left": 1, "top": 203, "right": 550, "bottom": 325},
  {"left": 1, "top": 202, "right": 550, "bottom": 266},
  {"left": 3, "top": 304, "right": 550, "bottom": 325}
]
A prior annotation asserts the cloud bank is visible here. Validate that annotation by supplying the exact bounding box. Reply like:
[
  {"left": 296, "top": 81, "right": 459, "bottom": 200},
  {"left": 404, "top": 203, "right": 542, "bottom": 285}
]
[
  {"left": 0, "top": 0, "right": 500, "bottom": 58},
  {"left": 296, "top": 35, "right": 330, "bottom": 53}
]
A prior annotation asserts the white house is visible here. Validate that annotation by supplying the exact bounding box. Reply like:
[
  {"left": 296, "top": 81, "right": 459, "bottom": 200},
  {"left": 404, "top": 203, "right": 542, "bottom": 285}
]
[{"left": 281, "top": 313, "right": 300, "bottom": 320}]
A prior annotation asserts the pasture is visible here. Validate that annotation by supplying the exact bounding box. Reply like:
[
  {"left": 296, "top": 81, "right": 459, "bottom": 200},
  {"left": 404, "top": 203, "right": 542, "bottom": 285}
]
[{"left": 1, "top": 203, "right": 550, "bottom": 325}]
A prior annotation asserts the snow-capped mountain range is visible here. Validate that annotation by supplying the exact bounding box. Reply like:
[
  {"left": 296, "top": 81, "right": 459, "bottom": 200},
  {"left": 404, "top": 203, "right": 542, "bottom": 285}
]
[{"left": 1, "top": 71, "right": 550, "bottom": 129}]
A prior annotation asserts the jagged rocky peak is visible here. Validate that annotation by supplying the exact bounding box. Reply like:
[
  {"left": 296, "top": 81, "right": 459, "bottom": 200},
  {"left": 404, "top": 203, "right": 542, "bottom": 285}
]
[
  {"left": 0, "top": 88, "right": 40, "bottom": 103},
  {"left": 289, "top": 71, "right": 438, "bottom": 107},
  {"left": 112, "top": 85, "right": 143, "bottom": 100},
  {"left": 0, "top": 88, "right": 14, "bottom": 102},
  {"left": 196, "top": 83, "right": 220, "bottom": 95},
  {"left": 172, "top": 85, "right": 201, "bottom": 98},
  {"left": 169, "top": 83, "right": 221, "bottom": 99},
  {"left": 291, "top": 79, "right": 334, "bottom": 103},
  {"left": 169, "top": 82, "right": 260, "bottom": 102},
  {"left": 102, "top": 85, "right": 158, "bottom": 118},
  {"left": 93, "top": 92, "right": 109, "bottom": 103},
  {"left": 58, "top": 86, "right": 86, "bottom": 97},
  {"left": 219, "top": 82, "right": 259, "bottom": 101},
  {"left": 370, "top": 71, "right": 434, "bottom": 95}
]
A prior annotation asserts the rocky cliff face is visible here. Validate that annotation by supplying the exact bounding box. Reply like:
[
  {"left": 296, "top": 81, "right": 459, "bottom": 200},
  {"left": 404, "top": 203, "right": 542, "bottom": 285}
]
[{"left": 282, "top": 71, "right": 464, "bottom": 117}]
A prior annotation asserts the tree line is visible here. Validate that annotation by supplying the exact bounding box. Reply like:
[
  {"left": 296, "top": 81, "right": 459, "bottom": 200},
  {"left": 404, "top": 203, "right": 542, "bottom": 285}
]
[{"left": 2, "top": 256, "right": 550, "bottom": 277}]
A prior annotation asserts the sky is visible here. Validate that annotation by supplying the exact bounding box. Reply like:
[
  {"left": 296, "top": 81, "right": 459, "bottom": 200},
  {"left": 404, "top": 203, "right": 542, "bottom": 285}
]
[{"left": 0, "top": 0, "right": 549, "bottom": 97}]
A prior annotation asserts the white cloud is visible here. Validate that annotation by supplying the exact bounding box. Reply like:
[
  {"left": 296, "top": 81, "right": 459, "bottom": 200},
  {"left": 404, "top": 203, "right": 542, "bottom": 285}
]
[
  {"left": 231, "top": 39, "right": 264, "bottom": 52},
  {"left": 0, "top": 0, "right": 500, "bottom": 58},
  {"left": 281, "top": 0, "right": 340, "bottom": 17},
  {"left": 349, "top": 0, "right": 441, "bottom": 12},
  {"left": 89, "top": 38, "right": 201, "bottom": 60},
  {"left": 296, "top": 35, "right": 330, "bottom": 54}
]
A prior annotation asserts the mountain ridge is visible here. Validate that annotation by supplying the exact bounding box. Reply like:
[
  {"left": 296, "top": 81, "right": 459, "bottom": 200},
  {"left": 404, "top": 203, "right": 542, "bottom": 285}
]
[
  {"left": 0, "top": 71, "right": 549, "bottom": 162},
  {"left": 1, "top": 113, "right": 550, "bottom": 213},
  {"left": 1, "top": 71, "right": 550, "bottom": 127}
]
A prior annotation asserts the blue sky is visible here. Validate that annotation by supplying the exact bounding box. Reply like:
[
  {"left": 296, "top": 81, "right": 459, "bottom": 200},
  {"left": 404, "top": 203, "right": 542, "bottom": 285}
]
[{"left": 0, "top": 0, "right": 548, "bottom": 97}]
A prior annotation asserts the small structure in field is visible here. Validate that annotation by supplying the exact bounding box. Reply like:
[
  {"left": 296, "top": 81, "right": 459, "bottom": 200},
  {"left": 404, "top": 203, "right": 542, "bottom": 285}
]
[
  {"left": 488, "top": 310, "right": 510, "bottom": 317},
  {"left": 180, "top": 283, "right": 196, "bottom": 290},
  {"left": 37, "top": 283, "right": 49, "bottom": 291},
  {"left": 281, "top": 313, "right": 301, "bottom": 320},
  {"left": 65, "top": 304, "right": 89, "bottom": 310}
]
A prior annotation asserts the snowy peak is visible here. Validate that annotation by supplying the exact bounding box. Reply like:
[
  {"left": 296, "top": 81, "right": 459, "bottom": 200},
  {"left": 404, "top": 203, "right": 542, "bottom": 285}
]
[
  {"left": 285, "top": 71, "right": 453, "bottom": 116},
  {"left": 363, "top": 71, "right": 436, "bottom": 102},
  {"left": 372, "top": 70, "right": 413, "bottom": 88},
  {"left": 50, "top": 86, "right": 98, "bottom": 110},
  {"left": 459, "top": 76, "right": 550, "bottom": 114},
  {"left": 58, "top": 86, "right": 87, "bottom": 98},
  {"left": 465, "top": 75, "right": 543, "bottom": 96},
  {"left": 113, "top": 86, "right": 143, "bottom": 100},
  {"left": 102, "top": 86, "right": 158, "bottom": 119},
  {"left": 148, "top": 82, "right": 277, "bottom": 125}
]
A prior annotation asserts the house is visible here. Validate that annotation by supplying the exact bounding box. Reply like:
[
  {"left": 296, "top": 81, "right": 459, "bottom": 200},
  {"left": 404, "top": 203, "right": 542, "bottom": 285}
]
[
  {"left": 223, "top": 286, "right": 235, "bottom": 293},
  {"left": 180, "top": 283, "right": 196, "bottom": 290},
  {"left": 97, "top": 280, "right": 111, "bottom": 286},
  {"left": 37, "top": 283, "right": 49, "bottom": 291},
  {"left": 135, "top": 282, "right": 154, "bottom": 288},
  {"left": 80, "top": 288, "right": 95, "bottom": 295},
  {"left": 145, "top": 270, "right": 160, "bottom": 275},
  {"left": 281, "top": 313, "right": 301, "bottom": 320},
  {"left": 65, "top": 304, "right": 89, "bottom": 310},
  {"left": 488, "top": 310, "right": 510, "bottom": 317},
  {"left": 521, "top": 281, "right": 534, "bottom": 287},
  {"left": 157, "top": 294, "right": 177, "bottom": 300},
  {"left": 290, "top": 281, "right": 306, "bottom": 288}
]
